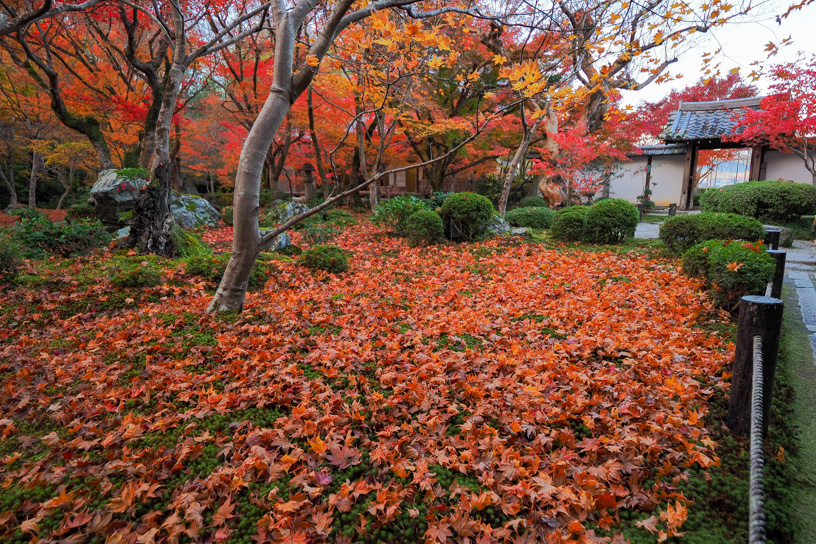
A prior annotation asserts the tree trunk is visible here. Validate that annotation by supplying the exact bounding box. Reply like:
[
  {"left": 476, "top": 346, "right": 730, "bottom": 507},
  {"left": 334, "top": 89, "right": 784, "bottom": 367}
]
[
  {"left": 307, "top": 87, "right": 330, "bottom": 198},
  {"left": 0, "top": 166, "right": 16, "bottom": 207},
  {"left": 127, "top": 162, "right": 176, "bottom": 257},
  {"left": 28, "top": 152, "right": 40, "bottom": 209},
  {"left": 498, "top": 114, "right": 544, "bottom": 216}
]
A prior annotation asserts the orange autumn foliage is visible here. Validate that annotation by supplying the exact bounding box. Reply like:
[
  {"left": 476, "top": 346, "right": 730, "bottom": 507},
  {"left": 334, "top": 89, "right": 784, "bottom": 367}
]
[{"left": 0, "top": 222, "right": 733, "bottom": 542}]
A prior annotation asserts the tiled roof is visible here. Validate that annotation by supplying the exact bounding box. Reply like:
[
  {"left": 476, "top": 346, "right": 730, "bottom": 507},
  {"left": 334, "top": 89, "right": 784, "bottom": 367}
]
[
  {"left": 660, "top": 97, "right": 762, "bottom": 143},
  {"left": 630, "top": 143, "right": 688, "bottom": 156}
]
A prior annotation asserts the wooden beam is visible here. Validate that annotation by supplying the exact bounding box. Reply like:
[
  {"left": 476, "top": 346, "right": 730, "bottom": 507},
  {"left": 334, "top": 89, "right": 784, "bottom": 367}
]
[
  {"left": 680, "top": 143, "right": 698, "bottom": 210},
  {"left": 749, "top": 145, "right": 765, "bottom": 181}
]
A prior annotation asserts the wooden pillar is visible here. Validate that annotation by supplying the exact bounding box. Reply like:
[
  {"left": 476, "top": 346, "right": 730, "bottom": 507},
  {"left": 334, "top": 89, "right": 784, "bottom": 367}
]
[
  {"left": 727, "top": 295, "right": 784, "bottom": 437},
  {"left": 680, "top": 143, "right": 698, "bottom": 210},
  {"left": 749, "top": 145, "right": 765, "bottom": 181}
]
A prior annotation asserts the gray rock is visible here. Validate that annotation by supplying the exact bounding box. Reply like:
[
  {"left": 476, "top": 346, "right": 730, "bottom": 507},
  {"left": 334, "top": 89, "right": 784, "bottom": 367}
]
[
  {"left": 265, "top": 200, "right": 311, "bottom": 225},
  {"left": 170, "top": 194, "right": 221, "bottom": 229},
  {"left": 510, "top": 227, "right": 531, "bottom": 237},
  {"left": 114, "top": 226, "right": 131, "bottom": 239},
  {"left": 763, "top": 225, "right": 795, "bottom": 248},
  {"left": 487, "top": 216, "right": 512, "bottom": 236},
  {"left": 90, "top": 169, "right": 149, "bottom": 227},
  {"left": 260, "top": 230, "right": 291, "bottom": 251}
]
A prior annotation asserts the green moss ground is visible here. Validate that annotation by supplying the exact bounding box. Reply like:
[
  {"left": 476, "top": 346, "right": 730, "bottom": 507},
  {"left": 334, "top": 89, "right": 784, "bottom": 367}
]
[{"left": 780, "top": 283, "right": 816, "bottom": 543}]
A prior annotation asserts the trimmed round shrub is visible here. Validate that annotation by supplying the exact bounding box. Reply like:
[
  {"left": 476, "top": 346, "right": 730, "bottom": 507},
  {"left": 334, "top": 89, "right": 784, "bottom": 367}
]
[
  {"left": 372, "top": 195, "right": 427, "bottom": 236},
  {"left": 301, "top": 244, "right": 351, "bottom": 273},
  {"left": 659, "top": 212, "right": 765, "bottom": 255},
  {"left": 682, "top": 239, "right": 775, "bottom": 310},
  {"left": 405, "top": 210, "right": 444, "bottom": 247},
  {"left": 584, "top": 199, "right": 639, "bottom": 244},
  {"left": 505, "top": 206, "right": 555, "bottom": 229},
  {"left": 700, "top": 180, "right": 816, "bottom": 222},
  {"left": 518, "top": 196, "right": 550, "bottom": 208},
  {"left": 439, "top": 192, "right": 495, "bottom": 241},
  {"left": 550, "top": 206, "right": 588, "bottom": 242}
]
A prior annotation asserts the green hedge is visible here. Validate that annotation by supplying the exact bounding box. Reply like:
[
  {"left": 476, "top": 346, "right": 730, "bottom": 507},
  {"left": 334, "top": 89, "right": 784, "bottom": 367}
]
[
  {"left": 700, "top": 181, "right": 816, "bottom": 222},
  {"left": 550, "top": 206, "right": 589, "bottom": 242},
  {"left": 372, "top": 195, "right": 427, "bottom": 236},
  {"left": 518, "top": 196, "right": 550, "bottom": 208},
  {"left": 405, "top": 210, "right": 444, "bottom": 247},
  {"left": 682, "top": 240, "right": 774, "bottom": 309},
  {"left": 659, "top": 213, "right": 766, "bottom": 255},
  {"left": 505, "top": 206, "right": 555, "bottom": 229},
  {"left": 584, "top": 199, "right": 639, "bottom": 244},
  {"left": 439, "top": 192, "right": 495, "bottom": 241}
]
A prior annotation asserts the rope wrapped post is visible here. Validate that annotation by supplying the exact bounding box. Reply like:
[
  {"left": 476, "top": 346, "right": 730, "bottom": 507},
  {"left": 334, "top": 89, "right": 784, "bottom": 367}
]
[
  {"left": 727, "top": 296, "right": 784, "bottom": 436},
  {"left": 766, "top": 250, "right": 786, "bottom": 299},
  {"left": 749, "top": 335, "right": 766, "bottom": 544},
  {"left": 764, "top": 229, "right": 780, "bottom": 251}
]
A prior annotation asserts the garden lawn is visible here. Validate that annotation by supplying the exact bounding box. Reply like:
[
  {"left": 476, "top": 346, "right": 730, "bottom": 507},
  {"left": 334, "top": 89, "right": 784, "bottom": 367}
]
[{"left": 0, "top": 222, "right": 734, "bottom": 543}]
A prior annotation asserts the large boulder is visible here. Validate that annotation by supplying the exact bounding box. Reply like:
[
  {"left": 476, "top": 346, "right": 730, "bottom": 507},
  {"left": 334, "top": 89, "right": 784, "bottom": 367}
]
[
  {"left": 171, "top": 194, "right": 221, "bottom": 229},
  {"left": 265, "top": 200, "right": 311, "bottom": 225},
  {"left": 260, "top": 230, "right": 291, "bottom": 251},
  {"left": 90, "top": 169, "right": 149, "bottom": 227},
  {"left": 486, "top": 216, "right": 512, "bottom": 236}
]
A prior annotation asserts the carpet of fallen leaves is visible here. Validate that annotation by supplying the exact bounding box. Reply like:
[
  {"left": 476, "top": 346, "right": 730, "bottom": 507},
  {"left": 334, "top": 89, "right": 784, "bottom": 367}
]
[{"left": 0, "top": 221, "right": 733, "bottom": 543}]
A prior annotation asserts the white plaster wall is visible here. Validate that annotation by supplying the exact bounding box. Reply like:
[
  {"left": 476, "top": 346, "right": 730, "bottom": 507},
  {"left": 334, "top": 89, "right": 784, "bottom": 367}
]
[
  {"left": 764, "top": 150, "right": 813, "bottom": 183},
  {"left": 606, "top": 159, "right": 647, "bottom": 202},
  {"left": 648, "top": 156, "right": 685, "bottom": 206}
]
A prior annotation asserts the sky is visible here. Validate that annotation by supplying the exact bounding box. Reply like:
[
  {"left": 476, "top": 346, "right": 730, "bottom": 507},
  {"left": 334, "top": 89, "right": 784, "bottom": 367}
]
[{"left": 618, "top": 0, "right": 816, "bottom": 107}]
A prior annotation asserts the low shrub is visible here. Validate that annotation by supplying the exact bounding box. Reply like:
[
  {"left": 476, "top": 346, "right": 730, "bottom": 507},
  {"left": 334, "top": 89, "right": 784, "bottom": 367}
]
[
  {"left": 306, "top": 195, "right": 326, "bottom": 208},
  {"left": 372, "top": 195, "right": 427, "bottom": 235},
  {"left": 424, "top": 192, "right": 454, "bottom": 210},
  {"left": 185, "top": 253, "right": 277, "bottom": 288},
  {"left": 5, "top": 207, "right": 43, "bottom": 221},
  {"left": 277, "top": 244, "right": 302, "bottom": 256},
  {"left": 584, "top": 198, "right": 639, "bottom": 244},
  {"left": 439, "top": 192, "right": 495, "bottom": 241},
  {"left": 518, "top": 196, "right": 550, "bottom": 208},
  {"left": 659, "top": 213, "right": 765, "bottom": 255},
  {"left": 301, "top": 223, "right": 339, "bottom": 245},
  {"left": 108, "top": 256, "right": 163, "bottom": 288},
  {"left": 682, "top": 239, "right": 775, "bottom": 310},
  {"left": 65, "top": 201, "right": 95, "bottom": 222},
  {"left": 222, "top": 206, "right": 234, "bottom": 225},
  {"left": 301, "top": 245, "right": 351, "bottom": 273},
  {"left": 700, "top": 180, "right": 816, "bottom": 222},
  {"left": 0, "top": 236, "right": 19, "bottom": 282},
  {"left": 474, "top": 174, "right": 525, "bottom": 208},
  {"left": 505, "top": 206, "right": 555, "bottom": 229},
  {"left": 550, "top": 206, "right": 589, "bottom": 242},
  {"left": 405, "top": 210, "right": 444, "bottom": 246},
  {"left": 170, "top": 228, "right": 212, "bottom": 259},
  {"left": 12, "top": 216, "right": 112, "bottom": 258}
]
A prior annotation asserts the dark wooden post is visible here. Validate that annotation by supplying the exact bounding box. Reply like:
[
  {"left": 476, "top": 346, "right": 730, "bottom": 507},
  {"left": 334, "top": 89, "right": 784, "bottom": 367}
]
[
  {"left": 636, "top": 203, "right": 643, "bottom": 221},
  {"left": 764, "top": 229, "right": 780, "bottom": 250},
  {"left": 766, "top": 250, "right": 786, "bottom": 299},
  {"left": 727, "top": 296, "right": 784, "bottom": 436},
  {"left": 669, "top": 203, "right": 677, "bottom": 217},
  {"left": 680, "top": 144, "right": 699, "bottom": 210}
]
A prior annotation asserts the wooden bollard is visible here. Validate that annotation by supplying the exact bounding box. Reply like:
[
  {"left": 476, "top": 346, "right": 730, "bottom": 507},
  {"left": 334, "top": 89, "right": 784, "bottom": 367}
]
[
  {"left": 669, "top": 203, "right": 677, "bottom": 216},
  {"left": 766, "top": 250, "right": 786, "bottom": 299},
  {"left": 727, "top": 296, "right": 784, "bottom": 437},
  {"left": 764, "top": 229, "right": 780, "bottom": 250}
]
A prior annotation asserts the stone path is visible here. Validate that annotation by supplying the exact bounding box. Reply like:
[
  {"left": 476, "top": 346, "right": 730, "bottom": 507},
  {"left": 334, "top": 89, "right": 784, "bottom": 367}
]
[{"left": 786, "top": 241, "right": 816, "bottom": 358}]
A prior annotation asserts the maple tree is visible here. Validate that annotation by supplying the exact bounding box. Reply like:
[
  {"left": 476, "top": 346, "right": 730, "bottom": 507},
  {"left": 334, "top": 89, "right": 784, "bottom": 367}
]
[{"left": 729, "top": 54, "right": 816, "bottom": 183}]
